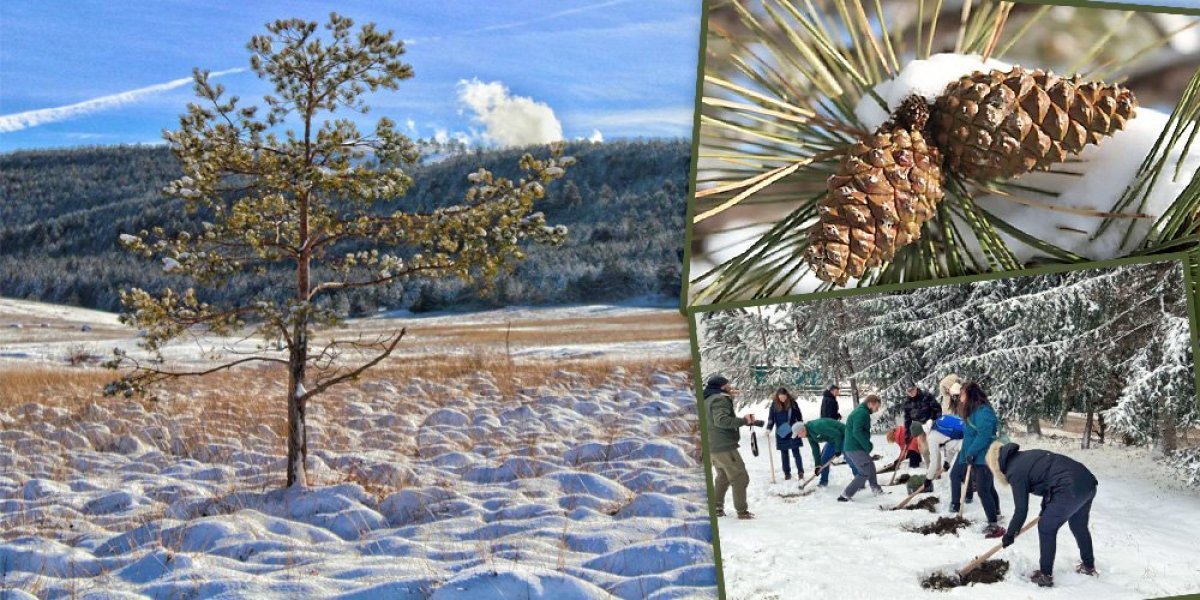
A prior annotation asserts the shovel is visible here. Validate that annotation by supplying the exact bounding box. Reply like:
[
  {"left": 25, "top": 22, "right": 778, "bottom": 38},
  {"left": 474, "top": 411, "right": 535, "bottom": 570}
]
[
  {"left": 888, "top": 447, "right": 910, "bottom": 485},
  {"left": 767, "top": 431, "right": 777, "bottom": 484},
  {"left": 797, "top": 458, "right": 835, "bottom": 490},
  {"left": 956, "top": 517, "right": 1041, "bottom": 580},
  {"left": 882, "top": 486, "right": 926, "bottom": 511},
  {"left": 958, "top": 466, "right": 973, "bottom": 519}
]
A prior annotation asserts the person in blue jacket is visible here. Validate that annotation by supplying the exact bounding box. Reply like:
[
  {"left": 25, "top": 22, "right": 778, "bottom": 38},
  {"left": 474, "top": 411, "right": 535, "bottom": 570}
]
[
  {"left": 765, "top": 387, "right": 805, "bottom": 480},
  {"left": 948, "top": 381, "right": 1004, "bottom": 538},
  {"left": 988, "top": 441, "right": 1099, "bottom": 588}
]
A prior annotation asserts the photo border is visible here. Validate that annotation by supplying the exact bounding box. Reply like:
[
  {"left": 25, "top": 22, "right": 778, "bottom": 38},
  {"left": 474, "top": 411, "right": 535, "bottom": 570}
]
[{"left": 686, "top": 250, "right": 1200, "bottom": 600}]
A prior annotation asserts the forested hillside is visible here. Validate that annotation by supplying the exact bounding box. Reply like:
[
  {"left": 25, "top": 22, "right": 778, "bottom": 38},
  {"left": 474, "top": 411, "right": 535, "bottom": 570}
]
[{"left": 0, "top": 140, "right": 687, "bottom": 314}]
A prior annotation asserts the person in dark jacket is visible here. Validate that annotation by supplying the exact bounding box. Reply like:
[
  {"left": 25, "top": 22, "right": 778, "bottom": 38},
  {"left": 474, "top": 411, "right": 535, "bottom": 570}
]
[
  {"left": 704, "top": 375, "right": 759, "bottom": 519},
  {"left": 948, "top": 382, "right": 1004, "bottom": 538},
  {"left": 903, "top": 385, "right": 942, "bottom": 467},
  {"left": 765, "top": 387, "right": 805, "bottom": 480},
  {"left": 821, "top": 385, "right": 842, "bottom": 420},
  {"left": 838, "top": 395, "right": 887, "bottom": 502},
  {"left": 988, "top": 441, "right": 1099, "bottom": 588}
]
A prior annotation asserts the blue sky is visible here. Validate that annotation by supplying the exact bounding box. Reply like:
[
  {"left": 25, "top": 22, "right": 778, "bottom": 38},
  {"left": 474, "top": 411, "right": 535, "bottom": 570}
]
[{"left": 0, "top": 1, "right": 700, "bottom": 151}]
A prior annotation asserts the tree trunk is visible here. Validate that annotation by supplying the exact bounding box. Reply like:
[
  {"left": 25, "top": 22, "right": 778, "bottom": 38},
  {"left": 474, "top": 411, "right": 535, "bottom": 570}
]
[
  {"left": 1096, "top": 413, "right": 1106, "bottom": 445},
  {"left": 1161, "top": 410, "right": 1178, "bottom": 455},
  {"left": 1026, "top": 415, "right": 1042, "bottom": 436},
  {"left": 286, "top": 327, "right": 308, "bottom": 488},
  {"left": 1082, "top": 401, "right": 1094, "bottom": 450}
]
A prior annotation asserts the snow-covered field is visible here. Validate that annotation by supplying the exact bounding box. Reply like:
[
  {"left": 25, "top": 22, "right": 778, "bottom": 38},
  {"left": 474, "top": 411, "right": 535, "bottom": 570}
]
[
  {"left": 0, "top": 301, "right": 715, "bottom": 598},
  {"left": 714, "top": 397, "right": 1200, "bottom": 600}
]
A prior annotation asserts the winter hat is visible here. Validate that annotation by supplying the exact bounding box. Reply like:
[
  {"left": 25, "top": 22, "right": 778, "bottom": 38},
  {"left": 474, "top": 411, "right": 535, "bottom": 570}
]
[
  {"left": 948, "top": 382, "right": 962, "bottom": 395},
  {"left": 791, "top": 422, "right": 806, "bottom": 438},
  {"left": 706, "top": 375, "right": 730, "bottom": 390}
]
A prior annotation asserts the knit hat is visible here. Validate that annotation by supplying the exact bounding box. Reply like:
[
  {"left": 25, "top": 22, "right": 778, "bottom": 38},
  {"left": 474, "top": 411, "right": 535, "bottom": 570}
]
[{"left": 706, "top": 375, "right": 730, "bottom": 389}]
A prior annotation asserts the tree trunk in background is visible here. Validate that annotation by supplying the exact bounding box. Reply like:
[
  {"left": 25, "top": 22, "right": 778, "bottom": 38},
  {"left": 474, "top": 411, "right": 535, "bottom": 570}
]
[
  {"left": 1162, "top": 410, "right": 1178, "bottom": 455},
  {"left": 1026, "top": 415, "right": 1042, "bottom": 436},
  {"left": 1082, "top": 401, "right": 1094, "bottom": 450}
]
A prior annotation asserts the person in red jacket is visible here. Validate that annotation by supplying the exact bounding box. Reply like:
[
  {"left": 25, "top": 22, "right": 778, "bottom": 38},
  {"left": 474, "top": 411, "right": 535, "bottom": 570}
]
[{"left": 885, "top": 425, "right": 922, "bottom": 469}]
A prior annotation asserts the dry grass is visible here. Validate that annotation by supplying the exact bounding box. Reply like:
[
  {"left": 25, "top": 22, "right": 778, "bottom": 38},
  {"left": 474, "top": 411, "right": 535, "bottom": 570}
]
[
  {"left": 346, "top": 312, "right": 688, "bottom": 348},
  {"left": 0, "top": 367, "right": 114, "bottom": 410}
]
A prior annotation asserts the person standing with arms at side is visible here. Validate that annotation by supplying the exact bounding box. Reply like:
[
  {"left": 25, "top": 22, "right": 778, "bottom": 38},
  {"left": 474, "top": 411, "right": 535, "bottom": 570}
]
[
  {"left": 821, "top": 384, "right": 842, "bottom": 420},
  {"left": 704, "top": 375, "right": 759, "bottom": 519},
  {"left": 838, "top": 395, "right": 887, "bottom": 502},
  {"left": 902, "top": 384, "right": 941, "bottom": 467},
  {"left": 766, "top": 387, "right": 805, "bottom": 480},
  {"left": 949, "top": 382, "right": 1004, "bottom": 538},
  {"left": 988, "top": 441, "right": 1099, "bottom": 588}
]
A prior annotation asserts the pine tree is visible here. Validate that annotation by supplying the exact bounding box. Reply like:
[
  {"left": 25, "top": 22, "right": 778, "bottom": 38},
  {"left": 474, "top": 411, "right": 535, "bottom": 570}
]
[{"left": 106, "top": 14, "right": 571, "bottom": 488}]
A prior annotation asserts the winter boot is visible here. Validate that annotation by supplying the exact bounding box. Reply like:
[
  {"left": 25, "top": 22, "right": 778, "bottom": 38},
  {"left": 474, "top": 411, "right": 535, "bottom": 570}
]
[
  {"left": 1076, "top": 564, "right": 1098, "bottom": 577},
  {"left": 837, "top": 496, "right": 850, "bottom": 502},
  {"left": 714, "top": 508, "right": 726, "bottom": 518},
  {"left": 871, "top": 487, "right": 890, "bottom": 496},
  {"left": 983, "top": 524, "right": 1007, "bottom": 539},
  {"left": 1029, "top": 570, "right": 1054, "bottom": 588},
  {"left": 784, "top": 473, "right": 792, "bottom": 481},
  {"left": 737, "top": 511, "right": 755, "bottom": 520},
  {"left": 948, "top": 503, "right": 960, "bottom": 514},
  {"left": 921, "top": 480, "right": 933, "bottom": 493}
]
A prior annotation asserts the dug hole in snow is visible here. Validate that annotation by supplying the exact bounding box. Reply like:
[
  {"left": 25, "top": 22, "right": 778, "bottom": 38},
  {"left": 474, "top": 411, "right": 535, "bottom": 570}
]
[
  {"left": 713, "top": 396, "right": 1200, "bottom": 599},
  {"left": 855, "top": 53, "right": 1200, "bottom": 266}
]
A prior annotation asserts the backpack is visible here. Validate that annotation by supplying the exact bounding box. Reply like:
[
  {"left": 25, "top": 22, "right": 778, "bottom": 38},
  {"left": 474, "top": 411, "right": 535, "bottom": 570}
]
[{"left": 933, "top": 415, "right": 964, "bottom": 439}]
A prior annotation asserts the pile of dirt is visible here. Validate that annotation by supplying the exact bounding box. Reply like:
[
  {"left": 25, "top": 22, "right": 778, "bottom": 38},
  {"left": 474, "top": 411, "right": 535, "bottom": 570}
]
[
  {"left": 905, "top": 515, "right": 971, "bottom": 535},
  {"left": 921, "top": 560, "right": 1009, "bottom": 589},
  {"left": 885, "top": 474, "right": 912, "bottom": 486},
  {"left": 904, "top": 496, "right": 939, "bottom": 512}
]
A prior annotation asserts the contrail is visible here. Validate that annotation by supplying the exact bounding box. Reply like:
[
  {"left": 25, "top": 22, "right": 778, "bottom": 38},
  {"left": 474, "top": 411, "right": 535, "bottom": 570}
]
[
  {"left": 0, "top": 67, "right": 244, "bottom": 134},
  {"left": 407, "top": 0, "right": 638, "bottom": 43}
]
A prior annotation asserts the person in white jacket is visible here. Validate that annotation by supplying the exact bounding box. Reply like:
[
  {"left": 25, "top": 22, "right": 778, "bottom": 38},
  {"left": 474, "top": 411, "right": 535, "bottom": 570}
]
[{"left": 922, "top": 381, "right": 965, "bottom": 492}]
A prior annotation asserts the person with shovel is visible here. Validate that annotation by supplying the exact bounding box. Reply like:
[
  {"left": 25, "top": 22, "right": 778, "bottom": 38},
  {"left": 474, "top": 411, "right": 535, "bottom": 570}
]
[
  {"left": 948, "top": 382, "right": 1004, "bottom": 539},
  {"left": 837, "top": 395, "right": 888, "bottom": 502},
  {"left": 794, "top": 418, "right": 853, "bottom": 488},
  {"left": 765, "top": 387, "right": 805, "bottom": 480},
  {"left": 988, "top": 441, "right": 1099, "bottom": 588},
  {"left": 704, "top": 375, "right": 760, "bottom": 519}
]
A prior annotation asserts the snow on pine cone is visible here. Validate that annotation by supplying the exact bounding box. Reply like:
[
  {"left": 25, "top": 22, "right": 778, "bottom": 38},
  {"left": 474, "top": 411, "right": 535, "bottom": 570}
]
[
  {"left": 933, "top": 66, "right": 1136, "bottom": 181},
  {"left": 808, "top": 100, "right": 945, "bottom": 285}
]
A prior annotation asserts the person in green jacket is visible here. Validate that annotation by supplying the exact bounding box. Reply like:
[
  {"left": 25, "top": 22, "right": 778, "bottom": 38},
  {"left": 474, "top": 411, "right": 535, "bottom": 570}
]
[
  {"left": 704, "top": 375, "right": 760, "bottom": 519},
  {"left": 838, "top": 395, "right": 887, "bottom": 501},
  {"left": 793, "top": 418, "right": 855, "bottom": 487}
]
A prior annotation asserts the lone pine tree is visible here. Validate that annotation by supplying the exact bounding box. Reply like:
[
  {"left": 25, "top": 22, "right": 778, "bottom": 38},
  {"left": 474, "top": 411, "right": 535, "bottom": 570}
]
[{"left": 107, "top": 14, "right": 571, "bottom": 487}]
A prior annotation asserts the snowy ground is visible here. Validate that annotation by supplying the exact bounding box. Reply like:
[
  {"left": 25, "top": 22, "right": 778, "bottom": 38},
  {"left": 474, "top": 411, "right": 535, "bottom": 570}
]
[
  {"left": 0, "top": 302, "right": 715, "bottom": 598},
  {"left": 713, "top": 397, "right": 1200, "bottom": 600}
]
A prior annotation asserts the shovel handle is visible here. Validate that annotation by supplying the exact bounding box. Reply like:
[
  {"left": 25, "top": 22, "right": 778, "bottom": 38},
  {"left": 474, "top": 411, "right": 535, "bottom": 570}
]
[
  {"left": 956, "top": 517, "right": 1041, "bottom": 578},
  {"left": 798, "top": 458, "right": 835, "bottom": 490},
  {"left": 957, "top": 465, "right": 973, "bottom": 519},
  {"left": 890, "top": 487, "right": 923, "bottom": 510}
]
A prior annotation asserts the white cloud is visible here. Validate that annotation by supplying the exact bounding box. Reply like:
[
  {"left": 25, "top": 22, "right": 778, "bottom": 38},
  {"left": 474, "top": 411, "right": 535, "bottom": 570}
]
[
  {"left": 0, "top": 68, "right": 244, "bottom": 134},
  {"left": 588, "top": 129, "right": 604, "bottom": 143},
  {"left": 456, "top": 79, "right": 562, "bottom": 147},
  {"left": 433, "top": 128, "right": 449, "bottom": 144},
  {"left": 405, "top": 118, "right": 416, "bottom": 132}
]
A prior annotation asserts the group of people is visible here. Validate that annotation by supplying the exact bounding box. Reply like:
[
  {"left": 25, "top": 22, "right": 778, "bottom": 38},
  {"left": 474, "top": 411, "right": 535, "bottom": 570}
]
[{"left": 703, "top": 374, "right": 1101, "bottom": 588}]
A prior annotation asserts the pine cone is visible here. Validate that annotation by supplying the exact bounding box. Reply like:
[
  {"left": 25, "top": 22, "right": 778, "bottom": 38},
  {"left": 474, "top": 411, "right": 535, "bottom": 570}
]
[
  {"left": 808, "top": 105, "right": 945, "bottom": 285},
  {"left": 933, "top": 67, "right": 1136, "bottom": 181}
]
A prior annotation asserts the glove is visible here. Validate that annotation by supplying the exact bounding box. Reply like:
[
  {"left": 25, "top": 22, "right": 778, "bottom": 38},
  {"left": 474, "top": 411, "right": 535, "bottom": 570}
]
[{"left": 1001, "top": 533, "right": 1015, "bottom": 548}]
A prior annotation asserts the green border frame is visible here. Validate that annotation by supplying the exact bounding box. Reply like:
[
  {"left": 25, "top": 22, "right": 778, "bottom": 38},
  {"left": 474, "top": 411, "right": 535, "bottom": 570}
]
[{"left": 686, "top": 250, "right": 1200, "bottom": 600}]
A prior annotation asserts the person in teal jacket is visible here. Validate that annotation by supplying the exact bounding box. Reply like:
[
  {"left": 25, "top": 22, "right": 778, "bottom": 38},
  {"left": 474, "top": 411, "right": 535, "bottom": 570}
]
[
  {"left": 838, "top": 395, "right": 886, "bottom": 501},
  {"left": 949, "top": 381, "right": 1004, "bottom": 538},
  {"left": 793, "top": 418, "right": 855, "bottom": 487}
]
